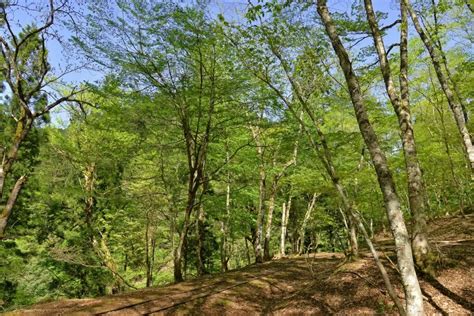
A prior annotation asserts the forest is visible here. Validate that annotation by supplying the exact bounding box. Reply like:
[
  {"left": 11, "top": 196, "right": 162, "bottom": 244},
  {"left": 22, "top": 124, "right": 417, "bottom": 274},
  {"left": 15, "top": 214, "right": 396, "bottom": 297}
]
[{"left": 0, "top": 0, "right": 473, "bottom": 315}]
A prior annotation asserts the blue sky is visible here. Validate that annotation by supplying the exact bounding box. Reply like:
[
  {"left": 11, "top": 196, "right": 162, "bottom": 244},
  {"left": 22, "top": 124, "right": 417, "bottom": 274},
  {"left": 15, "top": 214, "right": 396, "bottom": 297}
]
[
  {"left": 4, "top": 0, "right": 405, "bottom": 121},
  {"left": 4, "top": 0, "right": 407, "bottom": 124},
  {"left": 10, "top": 0, "right": 402, "bottom": 85}
]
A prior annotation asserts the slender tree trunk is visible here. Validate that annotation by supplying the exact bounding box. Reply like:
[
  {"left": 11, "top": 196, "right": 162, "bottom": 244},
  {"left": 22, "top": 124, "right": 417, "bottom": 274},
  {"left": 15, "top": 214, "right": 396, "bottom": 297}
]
[
  {"left": 83, "top": 164, "right": 126, "bottom": 292},
  {"left": 196, "top": 202, "right": 207, "bottom": 276},
  {"left": 220, "top": 176, "right": 231, "bottom": 272},
  {"left": 404, "top": 0, "right": 474, "bottom": 173},
  {"left": 263, "top": 45, "right": 360, "bottom": 259},
  {"left": 348, "top": 216, "right": 358, "bottom": 257},
  {"left": 173, "top": 239, "right": 184, "bottom": 282},
  {"left": 145, "top": 214, "right": 152, "bottom": 287},
  {"left": 355, "top": 212, "right": 406, "bottom": 316},
  {"left": 280, "top": 195, "right": 292, "bottom": 257},
  {"left": 263, "top": 115, "right": 301, "bottom": 261},
  {"left": 172, "top": 51, "right": 214, "bottom": 281},
  {"left": 250, "top": 125, "right": 266, "bottom": 263},
  {"left": 151, "top": 238, "right": 156, "bottom": 284},
  {"left": 0, "top": 176, "right": 27, "bottom": 237},
  {"left": 183, "top": 235, "right": 188, "bottom": 280},
  {"left": 244, "top": 237, "right": 251, "bottom": 265},
  {"left": 220, "top": 147, "right": 232, "bottom": 272},
  {"left": 432, "top": 0, "right": 469, "bottom": 124},
  {"left": 173, "top": 186, "right": 198, "bottom": 282},
  {"left": 0, "top": 115, "right": 31, "bottom": 202},
  {"left": 94, "top": 234, "right": 123, "bottom": 293},
  {"left": 263, "top": 183, "right": 276, "bottom": 261},
  {"left": 400, "top": 0, "right": 432, "bottom": 273},
  {"left": 0, "top": 114, "right": 33, "bottom": 237},
  {"left": 363, "top": 0, "right": 432, "bottom": 272},
  {"left": 255, "top": 165, "right": 265, "bottom": 263},
  {"left": 145, "top": 211, "right": 157, "bottom": 287},
  {"left": 340, "top": 206, "right": 359, "bottom": 259},
  {"left": 436, "top": 105, "right": 459, "bottom": 185},
  {"left": 0, "top": 166, "right": 5, "bottom": 203},
  {"left": 298, "top": 193, "right": 318, "bottom": 255},
  {"left": 220, "top": 222, "right": 229, "bottom": 272},
  {"left": 317, "top": 1, "right": 423, "bottom": 314},
  {"left": 280, "top": 201, "right": 287, "bottom": 257},
  {"left": 173, "top": 117, "right": 209, "bottom": 282}
]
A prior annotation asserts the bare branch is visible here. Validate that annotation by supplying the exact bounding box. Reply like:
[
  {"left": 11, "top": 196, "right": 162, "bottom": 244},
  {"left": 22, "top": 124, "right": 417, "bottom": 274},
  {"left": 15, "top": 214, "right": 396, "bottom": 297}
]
[
  {"left": 386, "top": 43, "right": 400, "bottom": 56},
  {"left": 33, "top": 88, "right": 88, "bottom": 118},
  {"left": 380, "top": 19, "right": 401, "bottom": 32}
]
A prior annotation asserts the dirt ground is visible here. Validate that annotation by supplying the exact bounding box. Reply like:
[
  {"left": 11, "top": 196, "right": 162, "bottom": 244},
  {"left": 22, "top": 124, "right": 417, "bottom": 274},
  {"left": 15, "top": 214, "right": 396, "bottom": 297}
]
[{"left": 7, "top": 215, "right": 474, "bottom": 315}]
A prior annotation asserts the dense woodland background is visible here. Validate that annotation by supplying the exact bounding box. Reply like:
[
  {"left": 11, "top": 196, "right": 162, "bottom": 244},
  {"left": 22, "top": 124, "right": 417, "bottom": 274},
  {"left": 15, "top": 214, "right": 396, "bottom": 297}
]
[{"left": 0, "top": 0, "right": 472, "bottom": 313}]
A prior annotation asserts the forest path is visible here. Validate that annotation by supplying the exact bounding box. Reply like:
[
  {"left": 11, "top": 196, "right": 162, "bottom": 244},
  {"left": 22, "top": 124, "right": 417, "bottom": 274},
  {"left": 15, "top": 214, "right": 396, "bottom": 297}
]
[{"left": 8, "top": 215, "right": 474, "bottom": 315}]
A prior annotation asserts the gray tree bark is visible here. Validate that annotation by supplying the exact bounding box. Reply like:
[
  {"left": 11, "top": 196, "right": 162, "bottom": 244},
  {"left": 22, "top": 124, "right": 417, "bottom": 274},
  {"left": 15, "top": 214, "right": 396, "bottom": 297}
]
[
  {"left": 263, "top": 117, "right": 300, "bottom": 261},
  {"left": 298, "top": 193, "right": 318, "bottom": 255},
  {"left": 280, "top": 195, "right": 292, "bottom": 257},
  {"left": 363, "top": 0, "right": 432, "bottom": 272},
  {"left": 250, "top": 124, "right": 266, "bottom": 263},
  {"left": 317, "top": 1, "right": 423, "bottom": 314}
]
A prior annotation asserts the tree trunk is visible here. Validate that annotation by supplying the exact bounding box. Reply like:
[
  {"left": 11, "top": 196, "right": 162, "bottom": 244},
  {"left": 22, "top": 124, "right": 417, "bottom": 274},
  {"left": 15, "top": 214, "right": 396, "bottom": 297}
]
[
  {"left": 254, "top": 166, "right": 265, "bottom": 264},
  {"left": 340, "top": 208, "right": 359, "bottom": 259},
  {"left": 0, "top": 166, "right": 5, "bottom": 203},
  {"left": 0, "top": 114, "right": 33, "bottom": 237},
  {"left": 431, "top": 0, "right": 469, "bottom": 124},
  {"left": 173, "top": 198, "right": 195, "bottom": 283},
  {"left": 244, "top": 237, "right": 251, "bottom": 265},
  {"left": 145, "top": 211, "right": 156, "bottom": 287},
  {"left": 93, "top": 234, "right": 123, "bottom": 293},
  {"left": 263, "top": 183, "right": 276, "bottom": 261},
  {"left": 173, "top": 119, "right": 208, "bottom": 282},
  {"left": 220, "top": 221, "right": 229, "bottom": 272},
  {"left": 348, "top": 214, "right": 358, "bottom": 258},
  {"left": 83, "top": 164, "right": 126, "bottom": 292},
  {"left": 298, "top": 193, "right": 318, "bottom": 255},
  {"left": 355, "top": 212, "right": 406, "bottom": 315},
  {"left": 0, "top": 114, "right": 32, "bottom": 202},
  {"left": 174, "top": 168, "right": 201, "bottom": 282},
  {"left": 263, "top": 115, "right": 300, "bottom": 261},
  {"left": 404, "top": 0, "right": 474, "bottom": 173},
  {"left": 436, "top": 104, "right": 459, "bottom": 185},
  {"left": 363, "top": 0, "right": 432, "bottom": 272},
  {"left": 317, "top": 1, "right": 423, "bottom": 314},
  {"left": 264, "top": 46, "right": 359, "bottom": 259},
  {"left": 250, "top": 125, "right": 266, "bottom": 263},
  {"left": 221, "top": 147, "right": 232, "bottom": 272},
  {"left": 172, "top": 51, "right": 214, "bottom": 281},
  {"left": 0, "top": 175, "right": 27, "bottom": 237},
  {"left": 280, "top": 195, "right": 292, "bottom": 257},
  {"left": 196, "top": 203, "right": 207, "bottom": 276},
  {"left": 220, "top": 177, "right": 231, "bottom": 272},
  {"left": 145, "top": 215, "right": 151, "bottom": 287},
  {"left": 280, "top": 201, "right": 287, "bottom": 257}
]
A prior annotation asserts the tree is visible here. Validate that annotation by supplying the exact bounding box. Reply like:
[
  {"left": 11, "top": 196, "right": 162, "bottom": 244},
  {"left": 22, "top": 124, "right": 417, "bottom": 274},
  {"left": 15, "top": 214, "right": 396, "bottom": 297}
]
[
  {"left": 75, "top": 2, "right": 254, "bottom": 282},
  {"left": 0, "top": 0, "right": 84, "bottom": 237},
  {"left": 403, "top": 0, "right": 474, "bottom": 173},
  {"left": 362, "top": 0, "right": 432, "bottom": 272},
  {"left": 316, "top": 1, "right": 423, "bottom": 314}
]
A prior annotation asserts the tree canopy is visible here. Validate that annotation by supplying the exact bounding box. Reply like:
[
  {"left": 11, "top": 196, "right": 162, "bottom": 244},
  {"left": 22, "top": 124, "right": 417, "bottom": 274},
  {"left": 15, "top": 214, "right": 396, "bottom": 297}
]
[{"left": 0, "top": 1, "right": 472, "bottom": 314}]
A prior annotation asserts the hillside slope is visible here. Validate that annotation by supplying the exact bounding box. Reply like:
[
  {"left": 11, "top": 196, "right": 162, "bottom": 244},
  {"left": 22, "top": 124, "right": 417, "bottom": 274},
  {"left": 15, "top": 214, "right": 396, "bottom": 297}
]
[{"left": 8, "top": 215, "right": 474, "bottom": 315}]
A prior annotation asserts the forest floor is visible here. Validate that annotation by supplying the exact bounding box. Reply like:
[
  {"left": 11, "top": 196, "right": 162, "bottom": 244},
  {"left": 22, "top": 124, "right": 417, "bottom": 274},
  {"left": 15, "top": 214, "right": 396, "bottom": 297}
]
[{"left": 8, "top": 215, "right": 474, "bottom": 315}]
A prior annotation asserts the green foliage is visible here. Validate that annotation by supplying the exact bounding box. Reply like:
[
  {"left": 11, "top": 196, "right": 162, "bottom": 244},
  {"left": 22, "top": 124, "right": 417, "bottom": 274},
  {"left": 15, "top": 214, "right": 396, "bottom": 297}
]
[{"left": 1, "top": 0, "right": 472, "bottom": 310}]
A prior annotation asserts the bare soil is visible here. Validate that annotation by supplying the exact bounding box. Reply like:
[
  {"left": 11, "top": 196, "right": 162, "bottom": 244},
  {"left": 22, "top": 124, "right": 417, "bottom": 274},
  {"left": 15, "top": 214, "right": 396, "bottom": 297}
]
[{"left": 7, "top": 215, "right": 474, "bottom": 315}]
